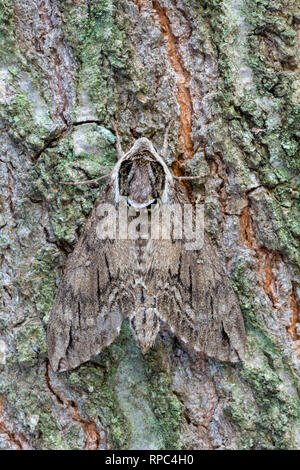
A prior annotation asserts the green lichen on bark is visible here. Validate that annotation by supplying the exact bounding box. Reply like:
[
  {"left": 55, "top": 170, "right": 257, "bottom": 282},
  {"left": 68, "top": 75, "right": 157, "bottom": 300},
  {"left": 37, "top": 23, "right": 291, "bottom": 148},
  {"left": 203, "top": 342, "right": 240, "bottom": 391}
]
[
  {"left": 0, "top": 0, "right": 14, "bottom": 56},
  {"left": 28, "top": 125, "right": 116, "bottom": 244},
  {"left": 229, "top": 263, "right": 300, "bottom": 449},
  {"left": 0, "top": 0, "right": 299, "bottom": 450},
  {"left": 195, "top": 0, "right": 300, "bottom": 449},
  {"left": 225, "top": 335, "right": 299, "bottom": 449},
  {"left": 199, "top": 0, "right": 300, "bottom": 269},
  {"left": 143, "top": 353, "right": 183, "bottom": 449},
  {"left": 31, "top": 247, "right": 62, "bottom": 324},
  {"left": 0, "top": 3, "right": 59, "bottom": 153},
  {"left": 57, "top": 0, "right": 145, "bottom": 125},
  {"left": 63, "top": 322, "right": 182, "bottom": 450}
]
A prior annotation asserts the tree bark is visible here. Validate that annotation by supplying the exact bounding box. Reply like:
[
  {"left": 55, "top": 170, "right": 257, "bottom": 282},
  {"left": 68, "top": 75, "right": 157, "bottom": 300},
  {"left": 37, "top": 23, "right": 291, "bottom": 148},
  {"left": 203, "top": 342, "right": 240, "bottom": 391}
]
[{"left": 0, "top": 0, "right": 299, "bottom": 450}]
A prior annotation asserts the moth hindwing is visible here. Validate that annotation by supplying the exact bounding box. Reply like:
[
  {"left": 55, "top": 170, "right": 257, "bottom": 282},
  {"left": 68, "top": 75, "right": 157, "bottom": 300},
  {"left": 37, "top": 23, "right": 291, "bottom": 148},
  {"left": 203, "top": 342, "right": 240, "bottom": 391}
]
[{"left": 47, "top": 131, "right": 246, "bottom": 372}]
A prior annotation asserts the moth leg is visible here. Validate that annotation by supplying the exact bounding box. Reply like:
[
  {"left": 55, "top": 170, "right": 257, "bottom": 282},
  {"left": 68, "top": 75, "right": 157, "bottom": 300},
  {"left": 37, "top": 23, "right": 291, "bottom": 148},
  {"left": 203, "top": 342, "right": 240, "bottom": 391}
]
[
  {"left": 112, "top": 121, "right": 124, "bottom": 160},
  {"left": 161, "top": 120, "right": 173, "bottom": 160}
]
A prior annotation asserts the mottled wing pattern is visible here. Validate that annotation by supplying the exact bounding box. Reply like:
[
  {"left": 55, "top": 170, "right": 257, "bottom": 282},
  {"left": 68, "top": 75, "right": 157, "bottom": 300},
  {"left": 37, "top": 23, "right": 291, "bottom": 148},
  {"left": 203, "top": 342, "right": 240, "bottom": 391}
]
[
  {"left": 47, "top": 183, "right": 136, "bottom": 372},
  {"left": 48, "top": 175, "right": 245, "bottom": 370},
  {"left": 145, "top": 182, "right": 245, "bottom": 361},
  {"left": 146, "top": 237, "right": 245, "bottom": 361}
]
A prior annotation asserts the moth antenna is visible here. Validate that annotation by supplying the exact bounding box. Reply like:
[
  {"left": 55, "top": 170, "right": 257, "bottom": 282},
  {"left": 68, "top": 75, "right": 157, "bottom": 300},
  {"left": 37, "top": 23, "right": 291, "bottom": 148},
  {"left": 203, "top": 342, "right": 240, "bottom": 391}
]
[
  {"left": 112, "top": 121, "right": 124, "bottom": 160},
  {"left": 173, "top": 175, "right": 202, "bottom": 180},
  {"left": 59, "top": 174, "right": 110, "bottom": 185},
  {"left": 161, "top": 119, "right": 174, "bottom": 160}
]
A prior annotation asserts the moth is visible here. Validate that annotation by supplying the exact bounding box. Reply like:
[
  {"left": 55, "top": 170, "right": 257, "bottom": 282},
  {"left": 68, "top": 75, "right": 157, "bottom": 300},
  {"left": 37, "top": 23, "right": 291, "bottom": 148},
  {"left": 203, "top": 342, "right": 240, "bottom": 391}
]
[{"left": 47, "top": 124, "right": 246, "bottom": 372}]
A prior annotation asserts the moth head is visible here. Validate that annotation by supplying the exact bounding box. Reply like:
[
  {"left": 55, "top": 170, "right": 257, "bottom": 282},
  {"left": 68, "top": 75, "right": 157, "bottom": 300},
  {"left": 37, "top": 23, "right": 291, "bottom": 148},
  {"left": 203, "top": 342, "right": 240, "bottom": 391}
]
[{"left": 111, "top": 137, "right": 173, "bottom": 207}]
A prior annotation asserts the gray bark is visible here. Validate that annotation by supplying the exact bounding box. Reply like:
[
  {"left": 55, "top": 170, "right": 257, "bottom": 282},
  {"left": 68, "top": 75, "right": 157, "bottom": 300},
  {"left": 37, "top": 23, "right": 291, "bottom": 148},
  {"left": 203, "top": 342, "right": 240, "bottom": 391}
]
[{"left": 0, "top": 0, "right": 299, "bottom": 449}]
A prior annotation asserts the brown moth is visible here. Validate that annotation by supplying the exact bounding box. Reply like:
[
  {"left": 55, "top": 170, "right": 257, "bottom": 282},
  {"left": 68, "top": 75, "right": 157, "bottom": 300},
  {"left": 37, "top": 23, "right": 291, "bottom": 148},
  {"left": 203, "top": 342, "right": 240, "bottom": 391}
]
[{"left": 47, "top": 124, "right": 246, "bottom": 372}]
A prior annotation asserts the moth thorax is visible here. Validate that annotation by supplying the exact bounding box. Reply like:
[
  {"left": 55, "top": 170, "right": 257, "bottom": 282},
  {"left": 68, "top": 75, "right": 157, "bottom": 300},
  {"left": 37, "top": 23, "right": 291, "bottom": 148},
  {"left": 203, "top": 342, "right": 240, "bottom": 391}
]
[{"left": 118, "top": 153, "right": 166, "bottom": 209}]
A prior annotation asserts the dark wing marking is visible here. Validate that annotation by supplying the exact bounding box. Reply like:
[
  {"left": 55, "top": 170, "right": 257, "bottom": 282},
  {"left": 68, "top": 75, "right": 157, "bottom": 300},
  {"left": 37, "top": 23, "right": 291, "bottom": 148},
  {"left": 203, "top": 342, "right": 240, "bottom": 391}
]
[
  {"left": 146, "top": 236, "right": 245, "bottom": 361},
  {"left": 144, "top": 181, "right": 245, "bottom": 361},
  {"left": 47, "top": 183, "right": 135, "bottom": 372}
]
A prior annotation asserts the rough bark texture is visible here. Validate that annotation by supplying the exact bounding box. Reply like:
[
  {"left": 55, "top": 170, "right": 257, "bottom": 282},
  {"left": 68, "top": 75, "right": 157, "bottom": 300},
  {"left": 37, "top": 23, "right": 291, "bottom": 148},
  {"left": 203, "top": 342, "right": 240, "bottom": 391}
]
[{"left": 0, "top": 0, "right": 299, "bottom": 450}]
